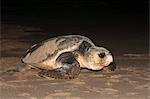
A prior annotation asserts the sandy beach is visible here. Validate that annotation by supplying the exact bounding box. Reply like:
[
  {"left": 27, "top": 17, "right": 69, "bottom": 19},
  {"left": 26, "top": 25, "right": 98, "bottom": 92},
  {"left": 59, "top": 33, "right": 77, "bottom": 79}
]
[{"left": 0, "top": 24, "right": 149, "bottom": 99}]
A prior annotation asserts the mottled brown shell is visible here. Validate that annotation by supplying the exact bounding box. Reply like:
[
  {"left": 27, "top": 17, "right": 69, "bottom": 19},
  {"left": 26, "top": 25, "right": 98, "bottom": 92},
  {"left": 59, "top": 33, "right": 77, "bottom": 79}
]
[{"left": 22, "top": 35, "right": 95, "bottom": 70}]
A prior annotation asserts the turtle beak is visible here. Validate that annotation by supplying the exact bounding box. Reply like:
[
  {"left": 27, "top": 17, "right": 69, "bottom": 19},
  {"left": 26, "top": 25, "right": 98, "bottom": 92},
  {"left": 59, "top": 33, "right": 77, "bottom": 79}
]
[{"left": 108, "top": 62, "right": 116, "bottom": 71}]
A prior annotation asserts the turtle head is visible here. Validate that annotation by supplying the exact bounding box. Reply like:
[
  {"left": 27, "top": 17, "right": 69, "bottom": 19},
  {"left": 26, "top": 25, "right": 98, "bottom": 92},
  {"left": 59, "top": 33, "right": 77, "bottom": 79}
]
[{"left": 85, "top": 47, "right": 116, "bottom": 71}]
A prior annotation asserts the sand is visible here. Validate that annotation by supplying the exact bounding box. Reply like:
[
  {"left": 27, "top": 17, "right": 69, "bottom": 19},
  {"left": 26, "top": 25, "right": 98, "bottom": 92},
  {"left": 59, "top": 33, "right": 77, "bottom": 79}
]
[{"left": 0, "top": 24, "right": 149, "bottom": 99}]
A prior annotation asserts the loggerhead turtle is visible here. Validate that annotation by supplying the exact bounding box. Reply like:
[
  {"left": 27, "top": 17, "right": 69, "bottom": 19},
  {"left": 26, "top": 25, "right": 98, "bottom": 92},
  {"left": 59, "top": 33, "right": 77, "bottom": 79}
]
[{"left": 17, "top": 35, "right": 116, "bottom": 79}]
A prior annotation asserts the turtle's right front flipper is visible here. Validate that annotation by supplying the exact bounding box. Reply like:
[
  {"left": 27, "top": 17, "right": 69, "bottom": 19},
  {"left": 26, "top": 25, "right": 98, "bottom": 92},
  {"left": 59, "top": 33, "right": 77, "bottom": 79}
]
[
  {"left": 38, "top": 60, "right": 81, "bottom": 79},
  {"left": 38, "top": 52, "right": 81, "bottom": 79}
]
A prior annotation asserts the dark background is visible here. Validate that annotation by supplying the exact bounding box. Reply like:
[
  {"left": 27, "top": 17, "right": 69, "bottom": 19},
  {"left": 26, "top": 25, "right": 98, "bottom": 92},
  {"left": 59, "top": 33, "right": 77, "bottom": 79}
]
[{"left": 1, "top": 0, "right": 149, "bottom": 54}]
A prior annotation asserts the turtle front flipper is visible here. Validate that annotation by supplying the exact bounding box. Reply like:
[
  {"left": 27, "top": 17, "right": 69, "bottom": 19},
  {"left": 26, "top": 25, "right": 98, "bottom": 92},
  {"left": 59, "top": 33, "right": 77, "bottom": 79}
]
[
  {"left": 38, "top": 61, "right": 80, "bottom": 79},
  {"left": 38, "top": 52, "right": 81, "bottom": 79},
  {"left": 103, "top": 62, "right": 116, "bottom": 73},
  {"left": 108, "top": 62, "right": 116, "bottom": 71}
]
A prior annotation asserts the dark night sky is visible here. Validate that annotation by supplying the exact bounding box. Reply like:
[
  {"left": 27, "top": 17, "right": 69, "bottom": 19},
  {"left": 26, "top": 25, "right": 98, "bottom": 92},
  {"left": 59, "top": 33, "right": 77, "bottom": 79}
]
[
  {"left": 1, "top": 0, "right": 149, "bottom": 54},
  {"left": 2, "top": 1, "right": 148, "bottom": 18}
]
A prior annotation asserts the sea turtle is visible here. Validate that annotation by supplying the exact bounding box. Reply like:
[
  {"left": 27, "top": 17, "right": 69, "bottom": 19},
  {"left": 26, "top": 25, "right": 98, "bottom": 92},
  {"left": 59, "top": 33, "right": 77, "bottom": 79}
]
[{"left": 17, "top": 35, "right": 116, "bottom": 79}]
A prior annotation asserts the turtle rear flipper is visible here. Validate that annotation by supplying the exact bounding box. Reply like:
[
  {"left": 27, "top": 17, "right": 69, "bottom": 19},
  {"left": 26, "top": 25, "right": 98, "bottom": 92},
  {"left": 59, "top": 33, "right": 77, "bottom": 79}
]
[
  {"left": 38, "top": 52, "right": 81, "bottom": 79},
  {"left": 0, "top": 64, "right": 39, "bottom": 80},
  {"left": 2, "top": 63, "right": 30, "bottom": 75}
]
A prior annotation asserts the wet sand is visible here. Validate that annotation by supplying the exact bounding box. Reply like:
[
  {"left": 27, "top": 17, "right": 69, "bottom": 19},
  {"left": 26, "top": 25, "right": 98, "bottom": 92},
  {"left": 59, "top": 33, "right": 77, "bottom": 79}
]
[{"left": 0, "top": 24, "right": 149, "bottom": 99}]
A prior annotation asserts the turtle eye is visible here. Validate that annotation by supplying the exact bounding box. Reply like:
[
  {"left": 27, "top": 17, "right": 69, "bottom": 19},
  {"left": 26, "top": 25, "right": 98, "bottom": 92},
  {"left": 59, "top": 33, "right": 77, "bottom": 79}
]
[{"left": 99, "top": 53, "right": 105, "bottom": 58}]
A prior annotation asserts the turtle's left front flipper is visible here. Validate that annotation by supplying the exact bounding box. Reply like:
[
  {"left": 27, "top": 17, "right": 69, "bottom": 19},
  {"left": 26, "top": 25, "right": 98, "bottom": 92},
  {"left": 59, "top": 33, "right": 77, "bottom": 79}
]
[
  {"left": 108, "top": 62, "right": 116, "bottom": 71},
  {"left": 103, "top": 62, "right": 116, "bottom": 73}
]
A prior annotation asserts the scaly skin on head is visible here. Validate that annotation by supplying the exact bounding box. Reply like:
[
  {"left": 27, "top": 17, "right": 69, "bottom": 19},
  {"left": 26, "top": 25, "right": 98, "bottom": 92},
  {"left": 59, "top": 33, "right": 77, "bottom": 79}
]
[{"left": 76, "top": 46, "right": 114, "bottom": 71}]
